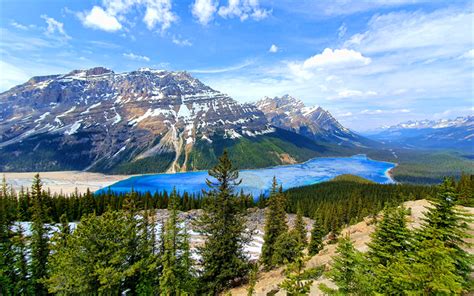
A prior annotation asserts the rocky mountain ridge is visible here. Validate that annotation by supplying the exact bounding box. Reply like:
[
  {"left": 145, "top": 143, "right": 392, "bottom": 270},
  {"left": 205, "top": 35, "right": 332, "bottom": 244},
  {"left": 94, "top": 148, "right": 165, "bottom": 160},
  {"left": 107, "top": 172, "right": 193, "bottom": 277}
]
[
  {"left": 0, "top": 67, "right": 341, "bottom": 173},
  {"left": 255, "top": 94, "right": 374, "bottom": 148}
]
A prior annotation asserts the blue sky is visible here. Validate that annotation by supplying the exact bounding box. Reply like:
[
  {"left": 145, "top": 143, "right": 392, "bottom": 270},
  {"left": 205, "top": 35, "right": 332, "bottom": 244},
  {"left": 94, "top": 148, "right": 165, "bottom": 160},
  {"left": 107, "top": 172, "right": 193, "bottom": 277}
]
[{"left": 0, "top": 0, "right": 472, "bottom": 131}]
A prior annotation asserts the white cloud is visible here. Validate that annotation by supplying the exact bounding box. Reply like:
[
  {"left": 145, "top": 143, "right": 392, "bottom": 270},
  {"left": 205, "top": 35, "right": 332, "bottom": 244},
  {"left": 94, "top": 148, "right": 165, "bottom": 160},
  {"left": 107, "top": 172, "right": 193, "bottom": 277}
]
[
  {"left": 192, "top": 0, "right": 218, "bottom": 25},
  {"left": 80, "top": 6, "right": 122, "bottom": 32},
  {"left": 10, "top": 21, "right": 29, "bottom": 30},
  {"left": 303, "top": 48, "right": 371, "bottom": 69},
  {"left": 80, "top": 0, "right": 177, "bottom": 32},
  {"left": 460, "top": 49, "right": 474, "bottom": 59},
  {"left": 345, "top": 8, "right": 473, "bottom": 56},
  {"left": 41, "top": 15, "right": 71, "bottom": 41},
  {"left": 360, "top": 108, "right": 410, "bottom": 115},
  {"left": 142, "top": 0, "right": 177, "bottom": 32},
  {"left": 218, "top": 0, "right": 270, "bottom": 21},
  {"left": 123, "top": 52, "right": 150, "bottom": 62},
  {"left": 172, "top": 35, "right": 192, "bottom": 47},
  {"left": 268, "top": 44, "right": 278, "bottom": 53}
]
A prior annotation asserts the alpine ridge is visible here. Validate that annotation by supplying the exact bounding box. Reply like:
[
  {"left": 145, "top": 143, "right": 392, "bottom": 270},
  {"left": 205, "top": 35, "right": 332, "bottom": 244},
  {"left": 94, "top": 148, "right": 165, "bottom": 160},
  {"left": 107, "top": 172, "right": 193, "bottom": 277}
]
[
  {"left": 255, "top": 95, "right": 375, "bottom": 148},
  {"left": 0, "top": 67, "right": 341, "bottom": 173}
]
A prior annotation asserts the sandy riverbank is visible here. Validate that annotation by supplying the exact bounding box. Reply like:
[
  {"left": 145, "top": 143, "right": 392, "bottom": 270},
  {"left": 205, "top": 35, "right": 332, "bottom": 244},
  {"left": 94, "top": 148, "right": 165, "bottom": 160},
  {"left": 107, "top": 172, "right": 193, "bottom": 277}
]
[{"left": 1, "top": 171, "right": 131, "bottom": 195}]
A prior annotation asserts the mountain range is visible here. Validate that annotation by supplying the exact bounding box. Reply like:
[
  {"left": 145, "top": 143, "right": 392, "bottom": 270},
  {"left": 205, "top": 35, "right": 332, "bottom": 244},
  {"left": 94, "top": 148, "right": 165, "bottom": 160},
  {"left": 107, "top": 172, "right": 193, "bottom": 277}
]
[
  {"left": 369, "top": 116, "right": 473, "bottom": 151},
  {"left": 0, "top": 67, "right": 358, "bottom": 173}
]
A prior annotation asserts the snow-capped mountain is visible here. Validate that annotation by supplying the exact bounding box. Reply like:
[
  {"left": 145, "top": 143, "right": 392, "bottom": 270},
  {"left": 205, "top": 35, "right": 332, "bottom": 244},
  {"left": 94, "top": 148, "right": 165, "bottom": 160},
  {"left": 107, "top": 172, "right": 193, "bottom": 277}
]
[
  {"left": 0, "top": 67, "right": 338, "bottom": 173},
  {"left": 255, "top": 95, "right": 374, "bottom": 148},
  {"left": 370, "top": 116, "right": 473, "bottom": 151}
]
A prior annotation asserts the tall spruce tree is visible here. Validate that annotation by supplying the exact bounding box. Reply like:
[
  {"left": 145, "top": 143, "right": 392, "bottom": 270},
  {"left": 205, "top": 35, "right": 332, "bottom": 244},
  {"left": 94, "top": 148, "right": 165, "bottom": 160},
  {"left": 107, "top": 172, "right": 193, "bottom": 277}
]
[
  {"left": 261, "top": 177, "right": 288, "bottom": 269},
  {"left": 320, "top": 236, "right": 372, "bottom": 295},
  {"left": 366, "top": 206, "right": 411, "bottom": 294},
  {"left": 308, "top": 214, "right": 324, "bottom": 256},
  {"left": 417, "top": 178, "right": 473, "bottom": 290},
  {"left": 367, "top": 206, "right": 411, "bottom": 266},
  {"left": 294, "top": 207, "right": 307, "bottom": 246},
  {"left": 30, "top": 174, "right": 50, "bottom": 295},
  {"left": 160, "top": 188, "right": 196, "bottom": 295},
  {"left": 197, "top": 150, "right": 250, "bottom": 294}
]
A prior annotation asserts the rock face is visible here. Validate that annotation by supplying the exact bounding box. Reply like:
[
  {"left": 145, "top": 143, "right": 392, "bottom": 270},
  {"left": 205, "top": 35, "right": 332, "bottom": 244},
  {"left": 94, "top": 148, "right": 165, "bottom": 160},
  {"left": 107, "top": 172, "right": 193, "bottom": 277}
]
[
  {"left": 0, "top": 68, "right": 333, "bottom": 173},
  {"left": 370, "top": 116, "right": 474, "bottom": 151},
  {"left": 256, "top": 95, "right": 373, "bottom": 147}
]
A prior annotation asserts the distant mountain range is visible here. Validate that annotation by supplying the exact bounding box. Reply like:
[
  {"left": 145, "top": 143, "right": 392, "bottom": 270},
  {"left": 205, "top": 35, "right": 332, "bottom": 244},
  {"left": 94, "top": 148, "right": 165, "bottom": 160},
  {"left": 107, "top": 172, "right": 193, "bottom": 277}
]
[
  {"left": 255, "top": 95, "right": 376, "bottom": 148},
  {"left": 368, "top": 116, "right": 473, "bottom": 151},
  {"left": 0, "top": 67, "right": 359, "bottom": 173}
]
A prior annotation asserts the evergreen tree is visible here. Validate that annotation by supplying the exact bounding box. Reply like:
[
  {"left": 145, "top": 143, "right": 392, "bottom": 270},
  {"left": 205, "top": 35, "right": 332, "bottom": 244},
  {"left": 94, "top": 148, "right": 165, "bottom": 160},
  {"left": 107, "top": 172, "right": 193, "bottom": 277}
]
[
  {"left": 279, "top": 254, "right": 313, "bottom": 296},
  {"left": 320, "top": 236, "right": 372, "bottom": 295},
  {"left": 294, "top": 207, "right": 307, "bottom": 246},
  {"left": 0, "top": 175, "right": 16, "bottom": 295},
  {"left": 389, "top": 238, "right": 463, "bottom": 294},
  {"left": 272, "top": 230, "right": 302, "bottom": 266},
  {"left": 367, "top": 206, "right": 411, "bottom": 266},
  {"left": 197, "top": 150, "right": 250, "bottom": 294},
  {"left": 366, "top": 206, "right": 411, "bottom": 293},
  {"left": 308, "top": 214, "right": 324, "bottom": 256},
  {"left": 30, "top": 174, "right": 50, "bottom": 295},
  {"left": 261, "top": 177, "right": 288, "bottom": 269},
  {"left": 12, "top": 224, "right": 31, "bottom": 295},
  {"left": 160, "top": 188, "right": 196, "bottom": 295},
  {"left": 417, "top": 178, "right": 473, "bottom": 289}
]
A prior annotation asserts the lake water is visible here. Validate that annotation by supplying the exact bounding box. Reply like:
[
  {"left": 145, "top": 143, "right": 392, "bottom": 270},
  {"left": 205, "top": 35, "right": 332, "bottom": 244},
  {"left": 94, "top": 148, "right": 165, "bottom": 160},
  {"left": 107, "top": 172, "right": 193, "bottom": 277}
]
[{"left": 97, "top": 155, "right": 395, "bottom": 197}]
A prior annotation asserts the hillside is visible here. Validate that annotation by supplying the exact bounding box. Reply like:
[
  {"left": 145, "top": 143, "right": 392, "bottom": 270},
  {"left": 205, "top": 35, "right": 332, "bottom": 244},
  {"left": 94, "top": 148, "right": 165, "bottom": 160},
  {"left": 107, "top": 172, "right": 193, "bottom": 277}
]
[{"left": 227, "top": 199, "right": 474, "bottom": 295}]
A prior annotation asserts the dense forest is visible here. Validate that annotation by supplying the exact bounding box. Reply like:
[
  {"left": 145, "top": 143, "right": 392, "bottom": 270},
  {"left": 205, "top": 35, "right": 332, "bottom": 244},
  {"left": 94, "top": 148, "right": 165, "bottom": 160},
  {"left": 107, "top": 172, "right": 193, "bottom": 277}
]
[{"left": 0, "top": 151, "right": 473, "bottom": 295}]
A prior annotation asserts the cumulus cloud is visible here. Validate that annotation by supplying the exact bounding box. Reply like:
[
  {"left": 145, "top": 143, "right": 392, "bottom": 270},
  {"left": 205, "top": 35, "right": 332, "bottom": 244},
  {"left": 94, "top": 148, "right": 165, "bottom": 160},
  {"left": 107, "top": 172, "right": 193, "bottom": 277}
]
[
  {"left": 218, "top": 0, "right": 270, "bottom": 21},
  {"left": 287, "top": 48, "right": 371, "bottom": 79},
  {"left": 123, "top": 52, "right": 150, "bottom": 62},
  {"left": 192, "top": 0, "right": 218, "bottom": 25},
  {"left": 268, "top": 44, "right": 278, "bottom": 53},
  {"left": 10, "top": 21, "right": 29, "bottom": 30},
  {"left": 80, "top": 6, "right": 122, "bottom": 32},
  {"left": 41, "top": 15, "right": 71, "bottom": 41},
  {"left": 80, "top": 0, "right": 177, "bottom": 32}
]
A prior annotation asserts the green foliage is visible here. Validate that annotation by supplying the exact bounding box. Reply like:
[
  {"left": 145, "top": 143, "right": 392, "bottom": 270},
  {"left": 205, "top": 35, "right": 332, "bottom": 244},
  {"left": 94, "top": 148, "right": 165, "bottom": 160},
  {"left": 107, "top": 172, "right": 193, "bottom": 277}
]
[
  {"left": 279, "top": 255, "right": 314, "bottom": 296},
  {"left": 330, "top": 174, "right": 375, "bottom": 184},
  {"left": 416, "top": 178, "right": 473, "bottom": 289},
  {"left": 320, "top": 236, "right": 373, "bottom": 296},
  {"left": 388, "top": 238, "right": 464, "bottom": 295},
  {"left": 272, "top": 230, "right": 302, "bottom": 266},
  {"left": 197, "top": 150, "right": 250, "bottom": 294},
  {"left": 261, "top": 177, "right": 288, "bottom": 269},
  {"left": 160, "top": 189, "right": 196, "bottom": 295},
  {"left": 30, "top": 174, "right": 50, "bottom": 295},
  {"left": 286, "top": 180, "right": 435, "bottom": 237},
  {"left": 368, "top": 149, "right": 474, "bottom": 184},
  {"left": 294, "top": 208, "right": 307, "bottom": 246},
  {"left": 308, "top": 214, "right": 324, "bottom": 256}
]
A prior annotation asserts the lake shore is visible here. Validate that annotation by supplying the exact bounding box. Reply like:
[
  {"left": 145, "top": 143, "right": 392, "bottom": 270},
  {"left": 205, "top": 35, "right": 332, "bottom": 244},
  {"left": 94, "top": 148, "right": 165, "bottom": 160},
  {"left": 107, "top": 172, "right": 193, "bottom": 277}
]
[{"left": 1, "top": 171, "right": 132, "bottom": 195}]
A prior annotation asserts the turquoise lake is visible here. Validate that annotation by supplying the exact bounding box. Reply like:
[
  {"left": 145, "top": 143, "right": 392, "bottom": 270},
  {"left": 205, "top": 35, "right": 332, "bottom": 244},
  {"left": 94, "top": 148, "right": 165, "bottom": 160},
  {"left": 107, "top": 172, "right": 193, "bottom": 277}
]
[{"left": 97, "top": 155, "right": 395, "bottom": 197}]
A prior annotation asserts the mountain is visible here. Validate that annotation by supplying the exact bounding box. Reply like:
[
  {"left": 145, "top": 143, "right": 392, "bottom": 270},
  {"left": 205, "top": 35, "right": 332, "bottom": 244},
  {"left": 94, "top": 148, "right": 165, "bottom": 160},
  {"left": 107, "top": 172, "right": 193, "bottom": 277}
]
[
  {"left": 0, "top": 67, "right": 342, "bottom": 174},
  {"left": 255, "top": 95, "right": 375, "bottom": 148},
  {"left": 368, "top": 116, "right": 474, "bottom": 151}
]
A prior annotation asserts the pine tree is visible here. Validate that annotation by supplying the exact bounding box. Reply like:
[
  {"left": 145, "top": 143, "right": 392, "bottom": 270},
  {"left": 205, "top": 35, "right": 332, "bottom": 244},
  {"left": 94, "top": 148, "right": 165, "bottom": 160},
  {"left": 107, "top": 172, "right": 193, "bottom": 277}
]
[
  {"left": 308, "top": 214, "right": 324, "bottom": 256},
  {"left": 389, "top": 238, "right": 463, "bottom": 294},
  {"left": 279, "top": 254, "right": 313, "bottom": 296},
  {"left": 294, "top": 207, "right": 307, "bottom": 247},
  {"left": 417, "top": 178, "right": 473, "bottom": 290},
  {"left": 12, "top": 224, "right": 31, "bottom": 295},
  {"left": 320, "top": 236, "right": 373, "bottom": 295},
  {"left": 160, "top": 188, "right": 196, "bottom": 295},
  {"left": 366, "top": 206, "right": 411, "bottom": 293},
  {"left": 272, "top": 230, "right": 302, "bottom": 266},
  {"left": 30, "top": 174, "right": 50, "bottom": 295},
  {"left": 261, "top": 177, "right": 288, "bottom": 269},
  {"left": 197, "top": 150, "right": 250, "bottom": 294},
  {"left": 367, "top": 206, "right": 411, "bottom": 266}
]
